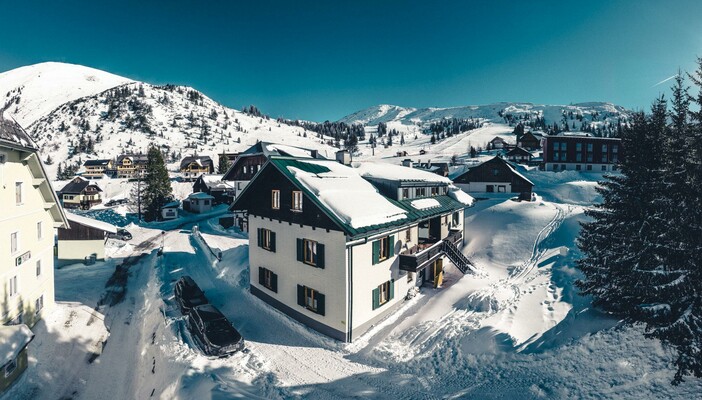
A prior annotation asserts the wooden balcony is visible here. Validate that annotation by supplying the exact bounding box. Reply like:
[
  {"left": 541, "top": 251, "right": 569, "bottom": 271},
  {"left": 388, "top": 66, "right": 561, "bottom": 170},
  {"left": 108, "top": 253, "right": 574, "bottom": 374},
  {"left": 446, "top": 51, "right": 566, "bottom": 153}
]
[{"left": 399, "top": 229, "right": 463, "bottom": 272}]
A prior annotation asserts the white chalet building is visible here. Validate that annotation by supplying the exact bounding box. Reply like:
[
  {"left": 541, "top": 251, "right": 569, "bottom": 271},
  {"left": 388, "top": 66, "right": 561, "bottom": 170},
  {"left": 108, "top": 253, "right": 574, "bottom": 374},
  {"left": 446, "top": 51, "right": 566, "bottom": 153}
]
[
  {"left": 0, "top": 115, "right": 68, "bottom": 326},
  {"left": 231, "top": 157, "right": 474, "bottom": 342}
]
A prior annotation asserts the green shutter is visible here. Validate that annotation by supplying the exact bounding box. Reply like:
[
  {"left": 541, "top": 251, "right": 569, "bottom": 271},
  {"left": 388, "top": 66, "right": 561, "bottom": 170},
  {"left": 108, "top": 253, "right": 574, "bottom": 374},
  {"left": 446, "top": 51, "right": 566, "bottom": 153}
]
[
  {"left": 372, "top": 287, "right": 379, "bottom": 310},
  {"left": 317, "top": 243, "right": 325, "bottom": 269},
  {"left": 372, "top": 240, "right": 380, "bottom": 265},
  {"left": 388, "top": 235, "right": 395, "bottom": 257},
  {"left": 297, "top": 285, "right": 305, "bottom": 307},
  {"left": 296, "top": 239, "right": 304, "bottom": 262},
  {"left": 316, "top": 292, "right": 325, "bottom": 316},
  {"left": 270, "top": 231, "right": 276, "bottom": 252},
  {"left": 258, "top": 267, "right": 264, "bottom": 286},
  {"left": 271, "top": 272, "right": 278, "bottom": 293},
  {"left": 389, "top": 279, "right": 395, "bottom": 301}
]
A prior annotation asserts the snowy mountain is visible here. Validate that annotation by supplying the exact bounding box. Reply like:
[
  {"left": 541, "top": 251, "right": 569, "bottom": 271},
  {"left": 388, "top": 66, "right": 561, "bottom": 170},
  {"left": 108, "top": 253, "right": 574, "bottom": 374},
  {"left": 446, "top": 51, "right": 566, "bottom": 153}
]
[
  {"left": 339, "top": 101, "right": 631, "bottom": 132},
  {"left": 0, "top": 62, "right": 133, "bottom": 127},
  {"left": 0, "top": 63, "right": 336, "bottom": 179}
]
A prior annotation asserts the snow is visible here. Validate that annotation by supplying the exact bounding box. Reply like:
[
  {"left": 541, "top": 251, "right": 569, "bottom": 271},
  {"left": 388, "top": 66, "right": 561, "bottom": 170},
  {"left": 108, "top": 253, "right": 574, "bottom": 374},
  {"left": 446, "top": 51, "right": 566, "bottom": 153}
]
[
  {"left": 410, "top": 198, "right": 440, "bottom": 210},
  {"left": 448, "top": 185, "right": 475, "bottom": 206},
  {"left": 65, "top": 211, "right": 118, "bottom": 233},
  {"left": 266, "top": 143, "right": 316, "bottom": 158},
  {"left": 0, "top": 324, "right": 33, "bottom": 366},
  {"left": 0, "top": 62, "right": 132, "bottom": 127},
  {"left": 287, "top": 160, "right": 407, "bottom": 229},
  {"left": 188, "top": 192, "right": 214, "bottom": 200},
  {"left": 354, "top": 161, "right": 452, "bottom": 183}
]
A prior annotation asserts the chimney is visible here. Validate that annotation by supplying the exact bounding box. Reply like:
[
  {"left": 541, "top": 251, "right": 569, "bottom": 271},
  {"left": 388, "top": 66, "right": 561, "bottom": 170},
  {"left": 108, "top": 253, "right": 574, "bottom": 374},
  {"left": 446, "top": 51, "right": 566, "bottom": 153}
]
[
  {"left": 336, "top": 149, "right": 351, "bottom": 166},
  {"left": 310, "top": 149, "right": 318, "bottom": 158},
  {"left": 402, "top": 159, "right": 413, "bottom": 168}
]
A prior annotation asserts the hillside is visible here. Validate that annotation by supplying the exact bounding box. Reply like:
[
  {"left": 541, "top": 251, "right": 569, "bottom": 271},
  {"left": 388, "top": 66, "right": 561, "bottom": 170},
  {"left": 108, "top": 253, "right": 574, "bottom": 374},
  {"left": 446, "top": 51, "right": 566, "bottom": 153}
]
[
  {"left": 0, "top": 63, "right": 336, "bottom": 179},
  {"left": 0, "top": 62, "right": 133, "bottom": 127}
]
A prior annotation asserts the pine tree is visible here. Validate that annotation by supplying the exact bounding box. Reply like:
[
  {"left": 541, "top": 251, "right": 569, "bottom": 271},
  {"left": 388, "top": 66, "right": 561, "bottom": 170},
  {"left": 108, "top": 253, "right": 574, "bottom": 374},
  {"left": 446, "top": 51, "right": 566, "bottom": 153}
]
[
  {"left": 218, "top": 152, "right": 231, "bottom": 174},
  {"left": 142, "top": 146, "right": 173, "bottom": 222}
]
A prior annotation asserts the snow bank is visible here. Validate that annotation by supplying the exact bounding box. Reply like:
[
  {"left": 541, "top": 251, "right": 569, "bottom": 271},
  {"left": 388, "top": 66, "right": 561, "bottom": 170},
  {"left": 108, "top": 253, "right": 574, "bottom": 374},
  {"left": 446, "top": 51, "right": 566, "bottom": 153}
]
[
  {"left": 448, "top": 185, "right": 474, "bottom": 206},
  {"left": 0, "top": 324, "right": 33, "bottom": 365},
  {"left": 287, "top": 161, "right": 407, "bottom": 229}
]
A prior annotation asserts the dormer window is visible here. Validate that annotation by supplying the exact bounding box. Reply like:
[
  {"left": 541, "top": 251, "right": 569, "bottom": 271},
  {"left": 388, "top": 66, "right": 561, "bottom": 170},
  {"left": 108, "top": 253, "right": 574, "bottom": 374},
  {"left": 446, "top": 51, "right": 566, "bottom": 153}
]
[
  {"left": 430, "top": 187, "right": 439, "bottom": 196},
  {"left": 402, "top": 188, "right": 409, "bottom": 199},
  {"left": 415, "top": 187, "right": 426, "bottom": 197},
  {"left": 292, "top": 191, "right": 303, "bottom": 212}
]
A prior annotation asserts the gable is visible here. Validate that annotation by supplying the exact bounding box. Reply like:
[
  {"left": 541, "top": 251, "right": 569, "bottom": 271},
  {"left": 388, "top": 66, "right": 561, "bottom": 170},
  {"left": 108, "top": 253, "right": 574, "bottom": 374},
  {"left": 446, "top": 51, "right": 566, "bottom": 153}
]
[{"left": 222, "top": 154, "right": 267, "bottom": 181}]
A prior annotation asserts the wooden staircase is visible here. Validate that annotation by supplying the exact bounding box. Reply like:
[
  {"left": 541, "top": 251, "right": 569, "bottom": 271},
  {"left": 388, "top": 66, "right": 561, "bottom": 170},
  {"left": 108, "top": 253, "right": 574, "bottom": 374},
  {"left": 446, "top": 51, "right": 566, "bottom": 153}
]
[{"left": 441, "top": 238, "right": 475, "bottom": 274}]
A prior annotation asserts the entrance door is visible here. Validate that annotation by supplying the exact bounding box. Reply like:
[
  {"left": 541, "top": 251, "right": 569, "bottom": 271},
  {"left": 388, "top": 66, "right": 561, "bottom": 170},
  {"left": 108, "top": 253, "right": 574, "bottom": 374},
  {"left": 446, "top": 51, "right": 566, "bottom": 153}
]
[
  {"left": 433, "top": 258, "right": 443, "bottom": 288},
  {"left": 486, "top": 185, "right": 494, "bottom": 193}
]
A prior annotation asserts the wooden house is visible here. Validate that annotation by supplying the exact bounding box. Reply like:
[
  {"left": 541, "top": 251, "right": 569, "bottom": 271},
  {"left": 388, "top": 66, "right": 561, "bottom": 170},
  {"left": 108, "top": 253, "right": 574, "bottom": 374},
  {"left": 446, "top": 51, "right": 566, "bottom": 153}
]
[
  {"left": 505, "top": 147, "right": 532, "bottom": 164},
  {"left": 192, "top": 174, "right": 234, "bottom": 205},
  {"left": 516, "top": 131, "right": 541, "bottom": 150},
  {"left": 179, "top": 155, "right": 214, "bottom": 181},
  {"left": 58, "top": 177, "right": 103, "bottom": 209},
  {"left": 451, "top": 157, "right": 534, "bottom": 200},
  {"left": 57, "top": 212, "right": 117, "bottom": 265}
]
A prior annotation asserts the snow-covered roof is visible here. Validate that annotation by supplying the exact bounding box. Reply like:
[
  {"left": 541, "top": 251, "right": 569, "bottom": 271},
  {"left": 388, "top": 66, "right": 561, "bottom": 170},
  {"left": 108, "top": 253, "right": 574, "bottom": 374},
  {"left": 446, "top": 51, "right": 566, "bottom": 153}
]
[
  {"left": 199, "top": 174, "right": 233, "bottom": 190},
  {"left": 0, "top": 114, "right": 37, "bottom": 149},
  {"left": 266, "top": 144, "right": 316, "bottom": 158},
  {"left": 411, "top": 198, "right": 441, "bottom": 210},
  {"left": 448, "top": 185, "right": 475, "bottom": 206},
  {"left": 286, "top": 159, "right": 407, "bottom": 229},
  {"left": 162, "top": 200, "right": 181, "bottom": 209},
  {"left": 188, "top": 191, "right": 215, "bottom": 200},
  {"left": 0, "top": 324, "right": 34, "bottom": 366},
  {"left": 353, "top": 162, "right": 452, "bottom": 184},
  {"left": 65, "top": 212, "right": 118, "bottom": 234}
]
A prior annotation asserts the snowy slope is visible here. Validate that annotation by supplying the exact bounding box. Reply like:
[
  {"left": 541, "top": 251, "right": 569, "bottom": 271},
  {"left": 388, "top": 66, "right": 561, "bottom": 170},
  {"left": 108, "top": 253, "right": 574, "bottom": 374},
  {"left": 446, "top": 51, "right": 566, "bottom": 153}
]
[
  {"left": 339, "top": 101, "right": 631, "bottom": 129},
  {"left": 0, "top": 62, "right": 132, "bottom": 126}
]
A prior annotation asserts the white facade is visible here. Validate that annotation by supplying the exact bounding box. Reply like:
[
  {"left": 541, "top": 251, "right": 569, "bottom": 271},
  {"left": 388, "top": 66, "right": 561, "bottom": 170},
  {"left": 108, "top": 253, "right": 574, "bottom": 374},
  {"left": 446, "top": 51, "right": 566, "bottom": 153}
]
[
  {"left": 0, "top": 147, "right": 65, "bottom": 326},
  {"left": 57, "top": 240, "right": 106, "bottom": 262},
  {"left": 456, "top": 182, "right": 512, "bottom": 193}
]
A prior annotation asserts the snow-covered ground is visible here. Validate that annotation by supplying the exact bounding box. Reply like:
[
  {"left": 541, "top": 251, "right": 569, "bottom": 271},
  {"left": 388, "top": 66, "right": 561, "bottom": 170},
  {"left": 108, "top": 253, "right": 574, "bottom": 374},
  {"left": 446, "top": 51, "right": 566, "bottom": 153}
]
[{"left": 4, "top": 169, "right": 701, "bottom": 400}]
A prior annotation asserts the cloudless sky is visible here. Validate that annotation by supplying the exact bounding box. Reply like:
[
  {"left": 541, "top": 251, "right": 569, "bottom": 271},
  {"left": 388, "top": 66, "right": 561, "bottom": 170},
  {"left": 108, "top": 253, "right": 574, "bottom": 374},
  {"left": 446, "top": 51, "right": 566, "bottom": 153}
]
[{"left": 1, "top": 0, "right": 701, "bottom": 121}]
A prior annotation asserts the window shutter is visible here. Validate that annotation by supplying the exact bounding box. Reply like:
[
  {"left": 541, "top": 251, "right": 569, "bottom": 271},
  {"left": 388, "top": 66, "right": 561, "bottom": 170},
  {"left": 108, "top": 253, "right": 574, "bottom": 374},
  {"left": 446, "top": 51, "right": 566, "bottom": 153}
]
[
  {"left": 258, "top": 267, "right": 264, "bottom": 286},
  {"left": 257, "top": 228, "right": 263, "bottom": 248},
  {"left": 388, "top": 235, "right": 395, "bottom": 257},
  {"left": 271, "top": 272, "right": 278, "bottom": 293},
  {"left": 372, "top": 240, "right": 380, "bottom": 265},
  {"left": 372, "top": 288, "right": 380, "bottom": 310},
  {"left": 317, "top": 243, "right": 325, "bottom": 269},
  {"left": 389, "top": 279, "right": 395, "bottom": 301},
  {"left": 270, "top": 231, "right": 276, "bottom": 252},
  {"left": 317, "top": 292, "right": 325, "bottom": 316},
  {"left": 296, "top": 239, "right": 304, "bottom": 262},
  {"left": 297, "top": 285, "right": 305, "bottom": 307}
]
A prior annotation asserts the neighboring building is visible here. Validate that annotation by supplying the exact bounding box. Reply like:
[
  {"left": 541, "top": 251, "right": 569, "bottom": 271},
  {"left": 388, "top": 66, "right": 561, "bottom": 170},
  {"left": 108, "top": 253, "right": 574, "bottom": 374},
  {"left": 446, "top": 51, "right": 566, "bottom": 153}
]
[
  {"left": 542, "top": 133, "right": 622, "bottom": 172},
  {"left": 414, "top": 161, "right": 450, "bottom": 177},
  {"left": 516, "top": 131, "right": 541, "bottom": 150},
  {"left": 115, "top": 154, "right": 148, "bottom": 179},
  {"left": 489, "top": 136, "right": 509, "bottom": 149},
  {"left": 505, "top": 147, "right": 532, "bottom": 164},
  {"left": 161, "top": 200, "right": 180, "bottom": 220},
  {"left": 184, "top": 192, "right": 214, "bottom": 214},
  {"left": 57, "top": 212, "right": 117, "bottom": 265},
  {"left": 0, "top": 324, "right": 33, "bottom": 394},
  {"left": 192, "top": 174, "right": 234, "bottom": 205},
  {"left": 82, "top": 159, "right": 114, "bottom": 178},
  {"left": 58, "top": 176, "right": 103, "bottom": 209},
  {"left": 222, "top": 142, "right": 325, "bottom": 228},
  {"left": 179, "top": 155, "right": 214, "bottom": 181},
  {"left": 0, "top": 115, "right": 69, "bottom": 328},
  {"left": 451, "top": 157, "right": 534, "bottom": 200},
  {"left": 231, "top": 156, "right": 474, "bottom": 342}
]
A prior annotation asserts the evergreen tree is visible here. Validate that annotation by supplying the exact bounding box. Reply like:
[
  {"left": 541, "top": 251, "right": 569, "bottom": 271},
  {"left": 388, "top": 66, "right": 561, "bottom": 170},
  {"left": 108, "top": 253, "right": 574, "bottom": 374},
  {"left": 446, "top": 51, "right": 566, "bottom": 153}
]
[
  {"left": 218, "top": 152, "right": 231, "bottom": 174},
  {"left": 142, "top": 146, "right": 173, "bottom": 222}
]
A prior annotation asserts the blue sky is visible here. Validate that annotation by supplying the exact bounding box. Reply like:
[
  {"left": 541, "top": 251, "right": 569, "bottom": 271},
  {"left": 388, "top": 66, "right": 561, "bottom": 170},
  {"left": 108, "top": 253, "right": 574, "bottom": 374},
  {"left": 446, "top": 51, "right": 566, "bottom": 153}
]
[{"left": 1, "top": 0, "right": 701, "bottom": 121}]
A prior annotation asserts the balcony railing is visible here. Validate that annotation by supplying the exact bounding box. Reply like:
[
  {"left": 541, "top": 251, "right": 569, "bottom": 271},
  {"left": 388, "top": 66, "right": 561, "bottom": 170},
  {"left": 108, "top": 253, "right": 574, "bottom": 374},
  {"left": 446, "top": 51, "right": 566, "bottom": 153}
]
[{"left": 399, "top": 229, "right": 463, "bottom": 272}]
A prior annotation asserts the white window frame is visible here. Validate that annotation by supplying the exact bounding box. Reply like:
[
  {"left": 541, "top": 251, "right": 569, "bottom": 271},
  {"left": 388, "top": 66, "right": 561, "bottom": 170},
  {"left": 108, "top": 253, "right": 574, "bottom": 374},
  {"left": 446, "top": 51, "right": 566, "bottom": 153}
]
[
  {"left": 378, "top": 281, "right": 390, "bottom": 305},
  {"left": 304, "top": 286, "right": 319, "bottom": 312},
  {"left": 15, "top": 182, "right": 23, "bottom": 205},
  {"left": 37, "top": 221, "right": 43, "bottom": 241},
  {"left": 292, "top": 191, "right": 303, "bottom": 212},
  {"left": 11, "top": 232, "right": 18, "bottom": 254},
  {"left": 271, "top": 190, "right": 280, "bottom": 210},
  {"left": 36, "top": 260, "right": 42, "bottom": 277},
  {"left": 35, "top": 295, "right": 44, "bottom": 315},
  {"left": 303, "top": 239, "right": 317, "bottom": 265},
  {"left": 8, "top": 275, "right": 18, "bottom": 298}
]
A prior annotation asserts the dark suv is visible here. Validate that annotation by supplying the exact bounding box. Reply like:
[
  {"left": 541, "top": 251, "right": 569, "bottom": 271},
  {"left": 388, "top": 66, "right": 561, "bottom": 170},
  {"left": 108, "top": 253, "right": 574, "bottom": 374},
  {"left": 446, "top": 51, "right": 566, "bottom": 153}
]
[
  {"left": 187, "top": 304, "right": 244, "bottom": 357},
  {"left": 174, "top": 276, "right": 208, "bottom": 314},
  {"left": 108, "top": 228, "right": 132, "bottom": 241}
]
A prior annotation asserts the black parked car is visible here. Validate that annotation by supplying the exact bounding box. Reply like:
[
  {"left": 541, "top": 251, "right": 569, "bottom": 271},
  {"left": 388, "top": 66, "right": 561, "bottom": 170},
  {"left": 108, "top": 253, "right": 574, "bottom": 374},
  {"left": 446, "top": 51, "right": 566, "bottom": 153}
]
[
  {"left": 105, "top": 198, "right": 129, "bottom": 207},
  {"left": 107, "top": 228, "right": 132, "bottom": 241},
  {"left": 187, "top": 304, "right": 244, "bottom": 357},
  {"left": 174, "top": 276, "right": 208, "bottom": 314}
]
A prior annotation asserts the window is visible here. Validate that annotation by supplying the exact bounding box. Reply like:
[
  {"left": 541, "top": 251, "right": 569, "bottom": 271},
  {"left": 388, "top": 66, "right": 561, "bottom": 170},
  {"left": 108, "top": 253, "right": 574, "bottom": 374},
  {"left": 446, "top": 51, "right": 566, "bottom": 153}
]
[
  {"left": 552, "top": 164, "right": 558, "bottom": 171},
  {"left": 612, "top": 144, "right": 619, "bottom": 153},
  {"left": 15, "top": 182, "right": 22, "bottom": 205},
  {"left": 258, "top": 267, "right": 278, "bottom": 292},
  {"left": 575, "top": 153, "right": 582, "bottom": 162},
  {"left": 576, "top": 142, "right": 582, "bottom": 152},
  {"left": 36, "top": 260, "right": 41, "bottom": 277},
  {"left": 415, "top": 187, "right": 426, "bottom": 197},
  {"left": 612, "top": 154, "right": 619, "bottom": 163},
  {"left": 8, "top": 276, "right": 18, "bottom": 297},
  {"left": 587, "top": 154, "right": 593, "bottom": 162},
  {"left": 297, "top": 285, "right": 325, "bottom": 315},
  {"left": 492, "top": 168, "right": 499, "bottom": 176},
  {"left": 586, "top": 165, "right": 593, "bottom": 171},
  {"left": 297, "top": 238, "right": 325, "bottom": 268},
  {"left": 292, "top": 191, "right": 303, "bottom": 211},
  {"left": 602, "top": 144, "right": 608, "bottom": 152},
  {"left": 401, "top": 188, "right": 409, "bottom": 199},
  {"left": 271, "top": 190, "right": 280, "bottom": 209},
  {"left": 372, "top": 280, "right": 395, "bottom": 310},
  {"left": 576, "top": 164, "right": 582, "bottom": 171},
  {"left": 498, "top": 185, "right": 506, "bottom": 192},
  {"left": 553, "top": 152, "right": 559, "bottom": 161},
  {"left": 430, "top": 187, "right": 439, "bottom": 196},
  {"left": 560, "top": 142, "right": 567, "bottom": 151},
  {"left": 602, "top": 165, "right": 607, "bottom": 171},
  {"left": 561, "top": 164, "right": 566, "bottom": 171},
  {"left": 452, "top": 212, "right": 460, "bottom": 226},
  {"left": 405, "top": 229, "right": 411, "bottom": 242},
  {"left": 587, "top": 143, "right": 593, "bottom": 152},
  {"left": 552, "top": 142, "right": 559, "bottom": 150},
  {"left": 257, "top": 228, "right": 276, "bottom": 252},
  {"left": 204, "top": 200, "right": 210, "bottom": 206},
  {"left": 372, "top": 235, "right": 394, "bottom": 264},
  {"left": 601, "top": 154, "right": 608, "bottom": 162},
  {"left": 35, "top": 295, "right": 44, "bottom": 315},
  {"left": 243, "top": 166, "right": 248, "bottom": 174},
  {"left": 11, "top": 232, "right": 18, "bottom": 254},
  {"left": 4, "top": 357, "right": 17, "bottom": 378}
]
